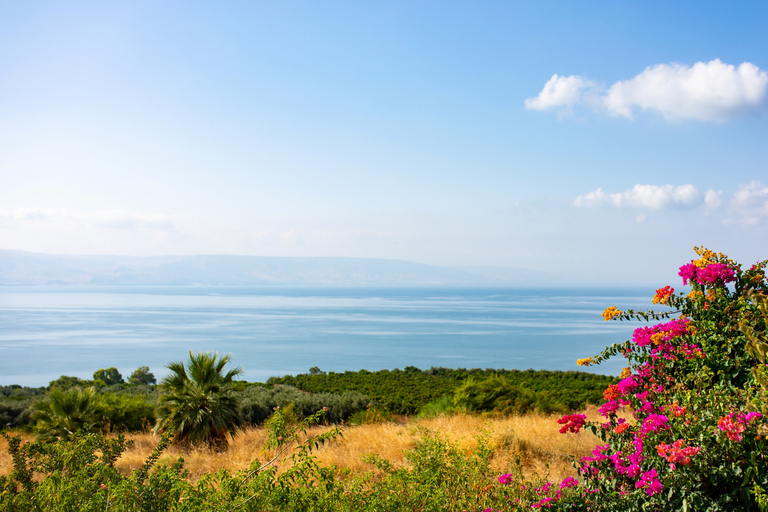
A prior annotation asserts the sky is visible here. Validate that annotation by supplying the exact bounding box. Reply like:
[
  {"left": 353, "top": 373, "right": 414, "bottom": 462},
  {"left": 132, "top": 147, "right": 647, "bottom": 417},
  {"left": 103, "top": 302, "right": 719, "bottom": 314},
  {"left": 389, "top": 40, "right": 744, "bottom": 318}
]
[{"left": 1, "top": 1, "right": 767, "bottom": 285}]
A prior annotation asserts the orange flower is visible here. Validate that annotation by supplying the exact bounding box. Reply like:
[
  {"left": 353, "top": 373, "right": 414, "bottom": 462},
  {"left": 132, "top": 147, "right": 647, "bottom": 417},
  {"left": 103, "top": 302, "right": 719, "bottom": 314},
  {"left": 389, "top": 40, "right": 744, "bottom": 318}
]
[
  {"left": 652, "top": 286, "right": 674, "bottom": 305},
  {"left": 613, "top": 422, "right": 630, "bottom": 434},
  {"left": 577, "top": 357, "right": 594, "bottom": 367},
  {"left": 603, "top": 384, "right": 621, "bottom": 401},
  {"left": 602, "top": 306, "right": 623, "bottom": 321}
]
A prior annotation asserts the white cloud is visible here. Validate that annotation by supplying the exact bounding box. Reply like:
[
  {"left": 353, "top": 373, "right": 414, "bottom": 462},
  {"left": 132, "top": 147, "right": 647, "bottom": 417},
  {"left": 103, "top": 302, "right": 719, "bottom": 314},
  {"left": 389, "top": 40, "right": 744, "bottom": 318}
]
[
  {"left": 731, "top": 181, "right": 768, "bottom": 217},
  {"left": 574, "top": 184, "right": 702, "bottom": 209},
  {"left": 523, "top": 74, "right": 596, "bottom": 112},
  {"left": 704, "top": 189, "right": 722, "bottom": 209},
  {"left": 526, "top": 59, "right": 768, "bottom": 121}
]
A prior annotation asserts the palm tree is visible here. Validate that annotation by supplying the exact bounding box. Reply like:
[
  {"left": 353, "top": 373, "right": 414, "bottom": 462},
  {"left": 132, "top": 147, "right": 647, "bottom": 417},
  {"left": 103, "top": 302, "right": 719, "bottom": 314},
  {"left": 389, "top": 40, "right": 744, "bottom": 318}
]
[
  {"left": 154, "top": 351, "right": 244, "bottom": 451},
  {"left": 32, "top": 387, "right": 100, "bottom": 442}
]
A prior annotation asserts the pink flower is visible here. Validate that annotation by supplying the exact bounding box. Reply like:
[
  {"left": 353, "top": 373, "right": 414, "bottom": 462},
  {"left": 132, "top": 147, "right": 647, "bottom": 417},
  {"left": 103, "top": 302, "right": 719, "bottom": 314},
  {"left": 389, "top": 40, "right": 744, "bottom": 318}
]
[
  {"left": 560, "top": 477, "right": 578, "bottom": 489},
  {"left": 718, "top": 412, "right": 762, "bottom": 442},
  {"left": 656, "top": 439, "right": 701, "bottom": 466},
  {"left": 557, "top": 414, "right": 587, "bottom": 434},
  {"left": 636, "top": 468, "right": 662, "bottom": 496},
  {"left": 598, "top": 400, "right": 620, "bottom": 417},
  {"left": 696, "top": 263, "right": 736, "bottom": 285},
  {"left": 498, "top": 473, "right": 513, "bottom": 485},
  {"left": 678, "top": 263, "right": 698, "bottom": 285}
]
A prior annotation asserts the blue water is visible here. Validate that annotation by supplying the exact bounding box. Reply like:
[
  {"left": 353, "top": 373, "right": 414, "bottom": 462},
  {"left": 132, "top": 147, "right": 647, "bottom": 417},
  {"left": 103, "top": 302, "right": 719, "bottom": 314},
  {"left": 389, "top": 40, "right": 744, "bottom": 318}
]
[{"left": 0, "top": 286, "right": 656, "bottom": 387}]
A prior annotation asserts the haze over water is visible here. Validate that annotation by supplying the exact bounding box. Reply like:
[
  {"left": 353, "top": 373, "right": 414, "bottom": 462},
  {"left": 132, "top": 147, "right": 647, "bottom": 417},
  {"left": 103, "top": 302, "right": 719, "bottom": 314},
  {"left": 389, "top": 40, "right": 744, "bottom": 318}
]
[{"left": 0, "top": 286, "right": 655, "bottom": 387}]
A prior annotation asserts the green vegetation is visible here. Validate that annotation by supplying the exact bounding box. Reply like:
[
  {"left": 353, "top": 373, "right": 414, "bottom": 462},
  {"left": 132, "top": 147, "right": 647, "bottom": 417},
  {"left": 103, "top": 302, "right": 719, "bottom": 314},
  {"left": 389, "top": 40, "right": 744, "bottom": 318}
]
[
  {"left": 269, "top": 366, "right": 615, "bottom": 415},
  {"left": 93, "top": 367, "right": 124, "bottom": 386},
  {"left": 128, "top": 366, "right": 156, "bottom": 385},
  {"left": 31, "top": 387, "right": 100, "bottom": 442},
  {"left": 154, "top": 352, "right": 244, "bottom": 451}
]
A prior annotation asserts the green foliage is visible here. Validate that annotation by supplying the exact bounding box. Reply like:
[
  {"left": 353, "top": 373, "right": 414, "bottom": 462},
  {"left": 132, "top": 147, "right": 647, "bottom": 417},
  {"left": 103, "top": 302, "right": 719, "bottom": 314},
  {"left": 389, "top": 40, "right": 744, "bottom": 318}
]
[
  {"left": 348, "top": 406, "right": 394, "bottom": 425},
  {"left": 93, "top": 367, "right": 125, "bottom": 386},
  {"left": 238, "top": 384, "right": 369, "bottom": 425},
  {"left": 269, "top": 366, "right": 614, "bottom": 415},
  {"left": 453, "top": 376, "right": 568, "bottom": 415},
  {"left": 0, "top": 410, "right": 532, "bottom": 512},
  {"left": 128, "top": 366, "right": 157, "bottom": 386},
  {"left": 0, "top": 386, "right": 45, "bottom": 429},
  {"left": 154, "top": 351, "right": 244, "bottom": 450},
  {"left": 31, "top": 387, "right": 100, "bottom": 442},
  {"left": 93, "top": 393, "right": 155, "bottom": 432},
  {"left": 554, "top": 249, "right": 768, "bottom": 511},
  {"left": 416, "top": 395, "right": 459, "bottom": 419},
  {"left": 47, "top": 375, "right": 89, "bottom": 390}
]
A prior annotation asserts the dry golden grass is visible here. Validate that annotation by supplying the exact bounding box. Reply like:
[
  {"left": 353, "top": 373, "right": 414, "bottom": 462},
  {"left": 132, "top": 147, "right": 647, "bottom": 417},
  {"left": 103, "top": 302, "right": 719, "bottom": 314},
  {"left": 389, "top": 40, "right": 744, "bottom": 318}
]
[{"left": 1, "top": 407, "right": 609, "bottom": 483}]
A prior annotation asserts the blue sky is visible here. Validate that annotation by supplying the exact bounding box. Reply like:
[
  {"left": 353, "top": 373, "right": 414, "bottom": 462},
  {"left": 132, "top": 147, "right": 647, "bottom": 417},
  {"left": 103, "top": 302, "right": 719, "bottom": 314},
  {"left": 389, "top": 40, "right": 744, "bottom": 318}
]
[{"left": 1, "top": 1, "right": 767, "bottom": 284}]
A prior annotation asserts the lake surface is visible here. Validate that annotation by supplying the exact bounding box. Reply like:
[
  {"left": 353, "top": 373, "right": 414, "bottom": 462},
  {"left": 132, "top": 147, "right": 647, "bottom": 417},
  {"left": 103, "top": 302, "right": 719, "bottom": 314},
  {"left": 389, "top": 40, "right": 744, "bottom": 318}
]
[{"left": 0, "top": 286, "right": 656, "bottom": 387}]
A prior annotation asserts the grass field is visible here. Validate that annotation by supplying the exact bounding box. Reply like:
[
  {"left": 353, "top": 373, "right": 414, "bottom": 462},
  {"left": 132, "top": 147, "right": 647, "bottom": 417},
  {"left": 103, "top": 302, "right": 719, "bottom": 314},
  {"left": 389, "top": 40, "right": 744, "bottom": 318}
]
[{"left": 1, "top": 407, "right": 606, "bottom": 484}]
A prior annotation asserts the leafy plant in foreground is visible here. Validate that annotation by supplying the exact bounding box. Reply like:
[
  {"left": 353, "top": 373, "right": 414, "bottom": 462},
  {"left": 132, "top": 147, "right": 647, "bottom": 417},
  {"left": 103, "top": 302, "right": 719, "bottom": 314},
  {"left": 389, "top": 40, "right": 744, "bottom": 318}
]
[
  {"left": 489, "top": 248, "right": 768, "bottom": 511},
  {"left": 154, "top": 351, "right": 244, "bottom": 451}
]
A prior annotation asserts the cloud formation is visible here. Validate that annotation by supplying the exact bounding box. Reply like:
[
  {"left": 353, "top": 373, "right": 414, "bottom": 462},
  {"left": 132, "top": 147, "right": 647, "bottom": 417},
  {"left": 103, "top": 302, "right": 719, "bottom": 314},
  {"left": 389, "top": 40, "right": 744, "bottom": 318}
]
[
  {"left": 727, "top": 181, "right": 768, "bottom": 224},
  {"left": 526, "top": 59, "right": 768, "bottom": 121},
  {"left": 574, "top": 184, "right": 707, "bottom": 209},
  {"left": 523, "top": 75, "right": 596, "bottom": 112}
]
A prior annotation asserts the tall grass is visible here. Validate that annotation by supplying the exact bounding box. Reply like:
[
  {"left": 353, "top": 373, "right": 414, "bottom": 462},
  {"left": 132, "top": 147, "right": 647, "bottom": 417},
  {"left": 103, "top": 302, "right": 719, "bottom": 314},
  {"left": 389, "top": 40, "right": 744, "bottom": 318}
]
[{"left": 0, "top": 407, "right": 606, "bottom": 484}]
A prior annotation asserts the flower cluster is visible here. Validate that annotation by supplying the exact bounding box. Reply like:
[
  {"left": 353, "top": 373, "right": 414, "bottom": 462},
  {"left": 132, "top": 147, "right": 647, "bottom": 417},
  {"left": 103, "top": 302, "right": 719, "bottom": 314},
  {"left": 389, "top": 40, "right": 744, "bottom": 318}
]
[
  {"left": 679, "top": 261, "right": 736, "bottom": 286},
  {"left": 496, "top": 475, "right": 582, "bottom": 510},
  {"left": 656, "top": 439, "right": 701, "bottom": 468},
  {"left": 576, "top": 357, "right": 594, "bottom": 367},
  {"left": 635, "top": 468, "right": 662, "bottom": 496},
  {"left": 717, "top": 412, "right": 763, "bottom": 442},
  {"left": 602, "top": 306, "right": 623, "bottom": 321},
  {"left": 652, "top": 286, "right": 674, "bottom": 304},
  {"left": 557, "top": 414, "right": 587, "bottom": 434}
]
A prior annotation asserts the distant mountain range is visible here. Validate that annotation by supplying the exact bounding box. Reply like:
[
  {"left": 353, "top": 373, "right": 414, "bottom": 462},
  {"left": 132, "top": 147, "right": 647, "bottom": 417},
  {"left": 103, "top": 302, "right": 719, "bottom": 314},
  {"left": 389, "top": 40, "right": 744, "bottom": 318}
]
[{"left": 0, "top": 250, "right": 562, "bottom": 286}]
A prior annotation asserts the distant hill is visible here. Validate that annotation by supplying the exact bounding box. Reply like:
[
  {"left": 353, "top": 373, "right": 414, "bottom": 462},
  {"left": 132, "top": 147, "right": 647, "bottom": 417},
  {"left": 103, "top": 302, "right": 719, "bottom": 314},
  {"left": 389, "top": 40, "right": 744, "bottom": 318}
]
[{"left": 0, "top": 250, "right": 558, "bottom": 286}]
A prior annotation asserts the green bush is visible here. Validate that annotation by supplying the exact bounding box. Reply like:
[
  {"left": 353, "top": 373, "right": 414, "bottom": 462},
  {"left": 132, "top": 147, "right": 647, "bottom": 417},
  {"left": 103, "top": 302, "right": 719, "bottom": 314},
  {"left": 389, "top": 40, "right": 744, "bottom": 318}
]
[
  {"left": 238, "top": 385, "right": 369, "bottom": 425},
  {"left": 0, "top": 386, "right": 44, "bottom": 429},
  {"left": 452, "top": 376, "right": 568, "bottom": 415},
  {"left": 93, "top": 393, "right": 155, "bottom": 432}
]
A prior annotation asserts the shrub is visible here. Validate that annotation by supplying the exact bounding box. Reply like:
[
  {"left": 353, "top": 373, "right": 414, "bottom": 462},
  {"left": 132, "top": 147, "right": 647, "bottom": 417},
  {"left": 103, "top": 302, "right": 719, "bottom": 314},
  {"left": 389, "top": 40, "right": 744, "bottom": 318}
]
[
  {"left": 31, "top": 387, "right": 100, "bottom": 442},
  {"left": 154, "top": 352, "right": 244, "bottom": 451},
  {"left": 502, "top": 247, "right": 768, "bottom": 510},
  {"left": 238, "top": 385, "right": 369, "bottom": 425},
  {"left": 453, "top": 376, "right": 568, "bottom": 415},
  {"left": 93, "top": 393, "right": 155, "bottom": 432}
]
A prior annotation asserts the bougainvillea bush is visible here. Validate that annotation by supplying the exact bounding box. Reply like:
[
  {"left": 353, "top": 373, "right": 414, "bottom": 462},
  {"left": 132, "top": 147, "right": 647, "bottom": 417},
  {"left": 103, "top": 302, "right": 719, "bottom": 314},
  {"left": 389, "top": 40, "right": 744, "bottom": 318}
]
[{"left": 496, "top": 248, "right": 768, "bottom": 511}]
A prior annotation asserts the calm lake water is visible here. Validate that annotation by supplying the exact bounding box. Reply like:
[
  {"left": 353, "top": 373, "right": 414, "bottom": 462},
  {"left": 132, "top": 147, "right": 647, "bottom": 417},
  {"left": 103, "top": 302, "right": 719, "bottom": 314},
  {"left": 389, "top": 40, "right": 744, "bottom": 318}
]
[{"left": 0, "top": 286, "right": 656, "bottom": 387}]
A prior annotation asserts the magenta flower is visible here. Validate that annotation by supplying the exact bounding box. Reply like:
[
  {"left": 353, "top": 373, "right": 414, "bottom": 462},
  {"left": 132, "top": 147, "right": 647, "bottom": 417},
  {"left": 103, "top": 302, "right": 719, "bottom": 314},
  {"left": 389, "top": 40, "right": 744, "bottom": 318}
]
[
  {"left": 557, "top": 414, "right": 587, "bottom": 434},
  {"left": 636, "top": 468, "right": 662, "bottom": 496},
  {"left": 678, "top": 263, "right": 698, "bottom": 285},
  {"left": 696, "top": 263, "right": 736, "bottom": 285}
]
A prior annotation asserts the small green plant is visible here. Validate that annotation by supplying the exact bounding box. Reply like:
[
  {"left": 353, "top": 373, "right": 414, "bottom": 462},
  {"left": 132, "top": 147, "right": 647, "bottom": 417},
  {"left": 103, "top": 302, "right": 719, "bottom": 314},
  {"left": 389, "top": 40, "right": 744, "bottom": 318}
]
[{"left": 31, "top": 386, "right": 100, "bottom": 442}]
